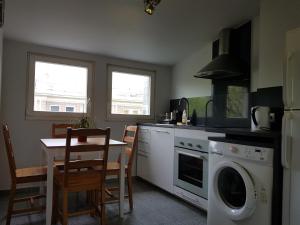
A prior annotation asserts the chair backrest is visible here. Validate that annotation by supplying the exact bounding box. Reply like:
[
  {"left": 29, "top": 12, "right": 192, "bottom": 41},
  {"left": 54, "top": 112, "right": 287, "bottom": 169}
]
[
  {"left": 2, "top": 124, "right": 17, "bottom": 182},
  {"left": 118, "top": 125, "right": 138, "bottom": 167},
  {"left": 52, "top": 123, "right": 78, "bottom": 138},
  {"left": 63, "top": 128, "right": 110, "bottom": 187}
]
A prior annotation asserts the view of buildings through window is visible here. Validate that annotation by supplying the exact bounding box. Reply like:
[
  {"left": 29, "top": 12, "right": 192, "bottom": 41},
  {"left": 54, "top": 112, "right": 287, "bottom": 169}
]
[
  {"left": 33, "top": 61, "right": 88, "bottom": 114},
  {"left": 111, "top": 71, "right": 151, "bottom": 115},
  {"left": 226, "top": 85, "right": 249, "bottom": 118}
]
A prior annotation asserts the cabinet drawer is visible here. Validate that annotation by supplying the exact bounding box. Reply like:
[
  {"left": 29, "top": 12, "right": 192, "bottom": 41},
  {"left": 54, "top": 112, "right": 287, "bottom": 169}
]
[
  {"left": 138, "top": 127, "right": 151, "bottom": 141},
  {"left": 138, "top": 141, "right": 150, "bottom": 154}
]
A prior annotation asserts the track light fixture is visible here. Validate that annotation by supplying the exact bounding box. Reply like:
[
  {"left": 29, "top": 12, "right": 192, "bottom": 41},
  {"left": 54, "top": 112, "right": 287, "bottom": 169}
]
[{"left": 144, "top": 0, "right": 161, "bottom": 15}]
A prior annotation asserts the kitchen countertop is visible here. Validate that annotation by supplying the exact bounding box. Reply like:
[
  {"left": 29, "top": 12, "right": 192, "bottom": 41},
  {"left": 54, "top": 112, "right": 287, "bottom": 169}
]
[
  {"left": 138, "top": 123, "right": 281, "bottom": 139},
  {"left": 138, "top": 123, "right": 206, "bottom": 130},
  {"left": 205, "top": 127, "right": 281, "bottom": 139}
]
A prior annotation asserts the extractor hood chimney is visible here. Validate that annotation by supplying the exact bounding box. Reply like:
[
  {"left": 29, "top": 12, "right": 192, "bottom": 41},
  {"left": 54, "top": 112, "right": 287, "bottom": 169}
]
[{"left": 194, "top": 28, "right": 248, "bottom": 79}]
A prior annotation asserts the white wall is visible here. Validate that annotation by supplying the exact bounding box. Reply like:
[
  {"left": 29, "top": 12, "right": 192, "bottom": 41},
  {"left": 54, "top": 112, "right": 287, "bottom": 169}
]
[
  {"left": 172, "top": 0, "right": 300, "bottom": 96},
  {"left": 258, "top": 0, "right": 300, "bottom": 88},
  {"left": 171, "top": 43, "right": 212, "bottom": 99},
  {"left": 0, "top": 39, "right": 172, "bottom": 190},
  {"left": 171, "top": 19, "right": 260, "bottom": 98}
]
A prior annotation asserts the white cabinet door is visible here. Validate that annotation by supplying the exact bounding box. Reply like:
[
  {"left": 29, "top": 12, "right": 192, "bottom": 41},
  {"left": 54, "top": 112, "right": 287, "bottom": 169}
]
[
  {"left": 150, "top": 127, "right": 174, "bottom": 193},
  {"left": 137, "top": 154, "right": 150, "bottom": 182},
  {"left": 285, "top": 28, "right": 300, "bottom": 109},
  {"left": 289, "top": 111, "right": 300, "bottom": 225},
  {"left": 137, "top": 126, "right": 151, "bottom": 181}
]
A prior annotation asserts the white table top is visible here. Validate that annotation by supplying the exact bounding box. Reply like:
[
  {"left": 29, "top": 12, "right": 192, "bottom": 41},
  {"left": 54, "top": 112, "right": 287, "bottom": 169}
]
[{"left": 40, "top": 137, "right": 126, "bottom": 149}]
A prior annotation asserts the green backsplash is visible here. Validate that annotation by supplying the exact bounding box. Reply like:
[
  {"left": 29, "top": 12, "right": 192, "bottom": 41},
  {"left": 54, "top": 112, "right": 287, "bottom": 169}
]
[{"left": 188, "top": 96, "right": 212, "bottom": 118}]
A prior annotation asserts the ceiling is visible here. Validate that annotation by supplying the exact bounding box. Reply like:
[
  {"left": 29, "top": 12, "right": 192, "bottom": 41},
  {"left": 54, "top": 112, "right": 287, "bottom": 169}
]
[{"left": 4, "top": 0, "right": 260, "bottom": 66}]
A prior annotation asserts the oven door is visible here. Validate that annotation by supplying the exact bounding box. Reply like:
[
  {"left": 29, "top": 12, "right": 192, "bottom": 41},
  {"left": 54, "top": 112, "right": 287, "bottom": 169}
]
[{"left": 174, "top": 147, "right": 208, "bottom": 199}]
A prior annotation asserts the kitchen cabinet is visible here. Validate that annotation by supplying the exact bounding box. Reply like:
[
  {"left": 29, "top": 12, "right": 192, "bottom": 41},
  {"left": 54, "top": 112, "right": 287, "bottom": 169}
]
[
  {"left": 137, "top": 125, "right": 224, "bottom": 194},
  {"left": 150, "top": 127, "right": 174, "bottom": 193},
  {"left": 137, "top": 126, "right": 174, "bottom": 193},
  {"left": 137, "top": 126, "right": 151, "bottom": 182}
]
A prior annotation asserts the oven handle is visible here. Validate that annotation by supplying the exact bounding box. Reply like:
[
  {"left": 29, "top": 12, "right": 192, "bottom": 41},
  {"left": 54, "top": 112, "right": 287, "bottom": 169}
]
[{"left": 176, "top": 150, "right": 207, "bottom": 160}]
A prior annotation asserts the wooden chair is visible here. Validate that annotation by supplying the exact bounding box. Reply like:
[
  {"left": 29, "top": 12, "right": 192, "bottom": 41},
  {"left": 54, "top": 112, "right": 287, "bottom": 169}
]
[
  {"left": 52, "top": 123, "right": 79, "bottom": 138},
  {"left": 105, "top": 125, "right": 138, "bottom": 210},
  {"left": 2, "top": 124, "right": 47, "bottom": 225},
  {"left": 52, "top": 123, "right": 81, "bottom": 165},
  {"left": 53, "top": 128, "right": 110, "bottom": 225}
]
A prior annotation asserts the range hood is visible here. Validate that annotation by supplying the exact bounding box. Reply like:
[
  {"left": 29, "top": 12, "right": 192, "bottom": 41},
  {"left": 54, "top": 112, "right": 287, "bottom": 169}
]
[{"left": 194, "top": 29, "right": 248, "bottom": 79}]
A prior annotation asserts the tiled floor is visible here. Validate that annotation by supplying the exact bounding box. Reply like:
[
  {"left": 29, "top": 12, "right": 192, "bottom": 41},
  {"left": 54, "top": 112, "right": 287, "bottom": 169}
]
[{"left": 0, "top": 178, "right": 207, "bottom": 225}]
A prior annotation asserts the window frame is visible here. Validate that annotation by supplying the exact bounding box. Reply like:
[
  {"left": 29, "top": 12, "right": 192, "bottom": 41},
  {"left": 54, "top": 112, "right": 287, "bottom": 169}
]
[
  {"left": 26, "top": 52, "right": 94, "bottom": 120},
  {"left": 106, "top": 64, "right": 156, "bottom": 121}
]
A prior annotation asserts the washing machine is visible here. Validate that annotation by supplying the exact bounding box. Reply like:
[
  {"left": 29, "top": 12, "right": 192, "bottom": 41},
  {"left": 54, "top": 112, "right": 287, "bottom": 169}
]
[{"left": 208, "top": 141, "right": 274, "bottom": 225}]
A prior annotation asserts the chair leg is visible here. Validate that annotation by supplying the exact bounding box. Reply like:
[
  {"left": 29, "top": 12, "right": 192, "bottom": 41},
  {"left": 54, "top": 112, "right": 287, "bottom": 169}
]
[
  {"left": 89, "top": 191, "right": 96, "bottom": 217},
  {"left": 62, "top": 190, "right": 68, "bottom": 225},
  {"left": 52, "top": 184, "right": 59, "bottom": 225},
  {"left": 6, "top": 185, "right": 16, "bottom": 225},
  {"left": 100, "top": 189, "right": 105, "bottom": 225},
  {"left": 127, "top": 170, "right": 133, "bottom": 210}
]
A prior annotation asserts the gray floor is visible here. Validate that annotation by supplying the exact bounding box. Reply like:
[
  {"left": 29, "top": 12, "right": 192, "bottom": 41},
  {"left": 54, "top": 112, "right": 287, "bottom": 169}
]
[{"left": 0, "top": 178, "right": 207, "bottom": 225}]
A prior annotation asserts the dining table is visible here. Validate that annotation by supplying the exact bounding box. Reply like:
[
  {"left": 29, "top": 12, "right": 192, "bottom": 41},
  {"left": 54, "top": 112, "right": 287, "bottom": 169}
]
[{"left": 40, "top": 137, "right": 127, "bottom": 225}]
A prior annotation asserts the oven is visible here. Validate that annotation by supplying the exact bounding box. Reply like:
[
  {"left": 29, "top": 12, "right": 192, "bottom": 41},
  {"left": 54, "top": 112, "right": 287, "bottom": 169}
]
[{"left": 174, "top": 137, "right": 209, "bottom": 201}]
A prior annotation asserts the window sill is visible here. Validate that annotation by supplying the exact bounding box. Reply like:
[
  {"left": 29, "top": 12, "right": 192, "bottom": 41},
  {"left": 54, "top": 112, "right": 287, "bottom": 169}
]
[
  {"left": 106, "top": 114, "right": 155, "bottom": 122},
  {"left": 26, "top": 111, "right": 88, "bottom": 121}
]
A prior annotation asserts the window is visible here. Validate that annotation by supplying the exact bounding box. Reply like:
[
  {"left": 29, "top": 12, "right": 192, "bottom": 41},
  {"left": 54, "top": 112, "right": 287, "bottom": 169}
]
[
  {"left": 212, "top": 79, "right": 250, "bottom": 128},
  {"left": 226, "top": 86, "right": 249, "bottom": 118},
  {"left": 27, "top": 53, "right": 94, "bottom": 120},
  {"left": 65, "top": 106, "right": 75, "bottom": 112},
  {"left": 107, "top": 65, "right": 155, "bottom": 120},
  {"left": 50, "top": 105, "right": 59, "bottom": 112}
]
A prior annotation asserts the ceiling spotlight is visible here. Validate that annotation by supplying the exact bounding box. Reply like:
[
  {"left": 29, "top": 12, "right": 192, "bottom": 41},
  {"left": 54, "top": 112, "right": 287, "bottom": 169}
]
[{"left": 144, "top": 0, "right": 161, "bottom": 15}]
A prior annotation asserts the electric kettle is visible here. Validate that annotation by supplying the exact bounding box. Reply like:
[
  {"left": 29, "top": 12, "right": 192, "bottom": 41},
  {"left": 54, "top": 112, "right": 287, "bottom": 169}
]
[{"left": 251, "top": 106, "right": 270, "bottom": 131}]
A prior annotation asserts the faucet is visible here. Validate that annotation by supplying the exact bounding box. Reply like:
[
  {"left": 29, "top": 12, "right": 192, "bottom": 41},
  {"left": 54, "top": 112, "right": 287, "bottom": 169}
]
[
  {"left": 205, "top": 99, "right": 213, "bottom": 127},
  {"left": 178, "top": 97, "right": 189, "bottom": 120}
]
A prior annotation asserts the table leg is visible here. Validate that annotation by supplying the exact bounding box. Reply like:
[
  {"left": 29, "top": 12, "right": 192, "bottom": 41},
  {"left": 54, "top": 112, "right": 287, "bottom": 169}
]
[
  {"left": 45, "top": 149, "right": 54, "bottom": 225},
  {"left": 119, "top": 145, "right": 125, "bottom": 217}
]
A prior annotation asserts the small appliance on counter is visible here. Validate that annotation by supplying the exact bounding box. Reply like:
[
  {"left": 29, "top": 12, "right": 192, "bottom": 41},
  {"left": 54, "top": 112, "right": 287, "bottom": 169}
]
[
  {"left": 251, "top": 106, "right": 271, "bottom": 131},
  {"left": 158, "top": 111, "right": 177, "bottom": 124}
]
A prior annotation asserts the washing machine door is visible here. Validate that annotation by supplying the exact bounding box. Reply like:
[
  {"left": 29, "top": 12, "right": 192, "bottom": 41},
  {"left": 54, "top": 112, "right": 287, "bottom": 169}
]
[{"left": 212, "top": 161, "right": 257, "bottom": 221}]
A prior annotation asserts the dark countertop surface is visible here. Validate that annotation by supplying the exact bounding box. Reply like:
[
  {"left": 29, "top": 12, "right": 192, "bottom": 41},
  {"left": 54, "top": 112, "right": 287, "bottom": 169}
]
[
  {"left": 205, "top": 127, "right": 281, "bottom": 139},
  {"left": 138, "top": 123, "right": 281, "bottom": 139},
  {"left": 138, "top": 123, "right": 206, "bottom": 130},
  {"left": 208, "top": 136, "right": 276, "bottom": 148}
]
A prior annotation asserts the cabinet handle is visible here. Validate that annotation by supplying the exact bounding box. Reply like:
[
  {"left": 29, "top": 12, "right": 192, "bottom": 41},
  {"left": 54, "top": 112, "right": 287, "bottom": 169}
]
[
  {"left": 176, "top": 150, "right": 207, "bottom": 160},
  {"left": 140, "top": 129, "right": 149, "bottom": 133},
  {"left": 138, "top": 149, "right": 148, "bottom": 154},
  {"left": 138, "top": 152, "right": 148, "bottom": 158},
  {"left": 154, "top": 130, "right": 170, "bottom": 134}
]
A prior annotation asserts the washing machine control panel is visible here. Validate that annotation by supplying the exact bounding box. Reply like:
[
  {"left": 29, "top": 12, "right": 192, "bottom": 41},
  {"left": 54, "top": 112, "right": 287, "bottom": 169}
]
[
  {"left": 228, "top": 144, "right": 273, "bottom": 163},
  {"left": 244, "top": 147, "right": 270, "bottom": 161},
  {"left": 210, "top": 141, "right": 273, "bottom": 164}
]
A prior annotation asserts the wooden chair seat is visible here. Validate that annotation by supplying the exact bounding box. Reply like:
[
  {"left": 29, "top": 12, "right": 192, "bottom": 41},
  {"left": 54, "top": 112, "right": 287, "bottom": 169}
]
[
  {"left": 16, "top": 166, "right": 47, "bottom": 183},
  {"left": 106, "top": 162, "right": 128, "bottom": 174}
]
